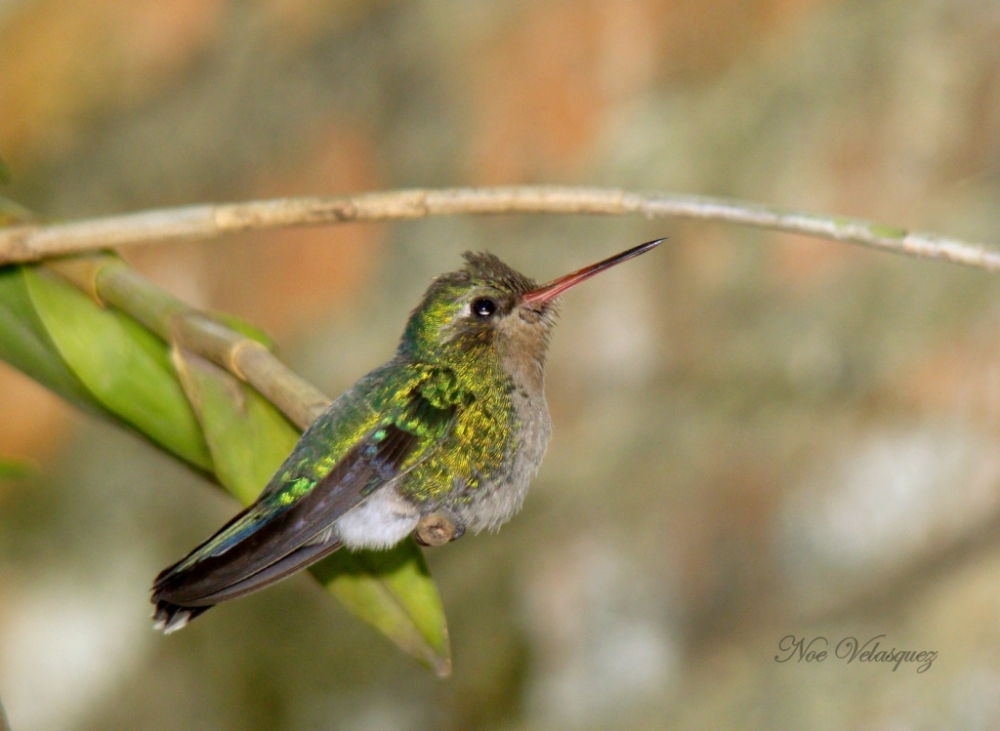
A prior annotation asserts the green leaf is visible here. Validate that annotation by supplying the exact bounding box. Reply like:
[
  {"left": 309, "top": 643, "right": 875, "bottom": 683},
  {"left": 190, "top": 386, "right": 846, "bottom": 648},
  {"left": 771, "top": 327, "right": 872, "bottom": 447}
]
[
  {"left": 174, "top": 347, "right": 451, "bottom": 674},
  {"left": 173, "top": 348, "right": 299, "bottom": 503},
  {"left": 312, "top": 540, "right": 452, "bottom": 677},
  {"left": 22, "top": 267, "right": 213, "bottom": 470},
  {"left": 0, "top": 457, "right": 34, "bottom": 479},
  {"left": 0, "top": 267, "right": 97, "bottom": 410}
]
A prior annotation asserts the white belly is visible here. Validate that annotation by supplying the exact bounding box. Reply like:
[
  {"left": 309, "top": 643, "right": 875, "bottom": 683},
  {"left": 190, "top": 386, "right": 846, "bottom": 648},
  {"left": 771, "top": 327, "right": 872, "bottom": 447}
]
[{"left": 334, "top": 487, "right": 420, "bottom": 550}]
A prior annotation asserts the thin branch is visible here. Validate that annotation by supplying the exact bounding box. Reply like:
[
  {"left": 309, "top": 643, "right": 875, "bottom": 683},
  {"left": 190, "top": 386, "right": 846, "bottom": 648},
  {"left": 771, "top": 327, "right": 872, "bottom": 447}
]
[
  {"left": 1, "top": 186, "right": 998, "bottom": 271},
  {"left": 48, "top": 255, "right": 331, "bottom": 430}
]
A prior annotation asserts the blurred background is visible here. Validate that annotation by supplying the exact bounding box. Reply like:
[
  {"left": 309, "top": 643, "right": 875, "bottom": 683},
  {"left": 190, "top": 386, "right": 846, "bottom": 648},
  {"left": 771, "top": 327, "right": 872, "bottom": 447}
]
[{"left": 2, "top": 0, "right": 1000, "bottom": 728}]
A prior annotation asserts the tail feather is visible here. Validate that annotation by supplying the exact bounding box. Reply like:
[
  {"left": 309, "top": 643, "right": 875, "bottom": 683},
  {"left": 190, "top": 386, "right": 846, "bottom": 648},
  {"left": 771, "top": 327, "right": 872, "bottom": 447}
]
[
  {"left": 150, "top": 538, "right": 345, "bottom": 632},
  {"left": 152, "top": 601, "right": 212, "bottom": 634}
]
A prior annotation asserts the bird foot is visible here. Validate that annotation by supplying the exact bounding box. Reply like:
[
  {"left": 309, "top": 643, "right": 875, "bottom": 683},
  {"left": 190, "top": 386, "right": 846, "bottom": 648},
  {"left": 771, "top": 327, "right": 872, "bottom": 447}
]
[{"left": 415, "top": 512, "right": 465, "bottom": 546}]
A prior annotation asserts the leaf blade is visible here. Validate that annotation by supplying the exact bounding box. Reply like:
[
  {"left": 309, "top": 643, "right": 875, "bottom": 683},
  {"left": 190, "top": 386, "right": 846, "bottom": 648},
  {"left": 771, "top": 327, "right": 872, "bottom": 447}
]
[
  {"left": 0, "top": 267, "right": 97, "bottom": 410},
  {"left": 22, "top": 267, "right": 213, "bottom": 470},
  {"left": 311, "top": 540, "right": 451, "bottom": 676},
  {"left": 173, "top": 347, "right": 299, "bottom": 503}
]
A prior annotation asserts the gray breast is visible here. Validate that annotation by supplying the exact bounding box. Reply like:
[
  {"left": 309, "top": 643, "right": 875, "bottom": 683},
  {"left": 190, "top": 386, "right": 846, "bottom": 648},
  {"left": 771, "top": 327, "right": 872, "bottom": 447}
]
[{"left": 455, "top": 385, "right": 552, "bottom": 533}]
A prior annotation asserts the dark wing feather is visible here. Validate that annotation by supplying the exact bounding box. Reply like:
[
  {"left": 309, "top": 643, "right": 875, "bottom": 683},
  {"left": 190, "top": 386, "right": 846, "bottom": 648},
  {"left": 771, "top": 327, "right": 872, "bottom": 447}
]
[
  {"left": 172, "top": 538, "right": 346, "bottom": 605},
  {"left": 152, "top": 423, "right": 416, "bottom": 607},
  {"left": 151, "top": 539, "right": 347, "bottom": 632}
]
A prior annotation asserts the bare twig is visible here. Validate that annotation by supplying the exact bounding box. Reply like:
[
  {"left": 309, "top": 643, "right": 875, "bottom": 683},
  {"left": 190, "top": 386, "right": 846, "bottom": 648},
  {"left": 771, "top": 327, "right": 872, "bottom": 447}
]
[
  {"left": 48, "top": 255, "right": 331, "bottom": 429},
  {"left": 1, "top": 186, "right": 997, "bottom": 271}
]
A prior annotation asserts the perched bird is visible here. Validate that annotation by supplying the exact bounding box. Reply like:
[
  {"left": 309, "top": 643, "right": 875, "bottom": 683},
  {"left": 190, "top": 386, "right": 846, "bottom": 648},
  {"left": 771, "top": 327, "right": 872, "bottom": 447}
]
[{"left": 152, "top": 239, "right": 662, "bottom": 632}]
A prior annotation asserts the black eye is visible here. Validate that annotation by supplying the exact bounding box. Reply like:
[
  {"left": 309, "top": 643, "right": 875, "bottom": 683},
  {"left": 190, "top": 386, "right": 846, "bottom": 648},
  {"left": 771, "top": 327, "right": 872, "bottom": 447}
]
[{"left": 471, "top": 297, "right": 497, "bottom": 318}]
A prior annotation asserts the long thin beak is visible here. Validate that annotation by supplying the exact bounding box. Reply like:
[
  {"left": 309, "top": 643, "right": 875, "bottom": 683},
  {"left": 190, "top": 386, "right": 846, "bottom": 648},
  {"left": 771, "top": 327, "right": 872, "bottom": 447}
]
[{"left": 522, "top": 238, "right": 664, "bottom": 304}]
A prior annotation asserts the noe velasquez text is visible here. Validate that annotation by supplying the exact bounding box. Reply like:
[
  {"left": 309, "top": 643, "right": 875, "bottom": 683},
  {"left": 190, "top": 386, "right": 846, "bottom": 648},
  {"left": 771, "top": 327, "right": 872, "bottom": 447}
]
[{"left": 774, "top": 635, "right": 936, "bottom": 673}]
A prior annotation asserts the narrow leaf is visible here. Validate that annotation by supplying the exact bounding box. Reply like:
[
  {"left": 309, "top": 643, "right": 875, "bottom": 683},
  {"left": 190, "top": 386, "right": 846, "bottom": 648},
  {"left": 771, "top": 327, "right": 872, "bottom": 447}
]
[
  {"left": 0, "top": 267, "right": 97, "bottom": 410},
  {"left": 173, "top": 348, "right": 299, "bottom": 503},
  {"left": 174, "top": 347, "right": 451, "bottom": 673},
  {"left": 311, "top": 541, "right": 452, "bottom": 677},
  {"left": 22, "top": 268, "right": 213, "bottom": 470}
]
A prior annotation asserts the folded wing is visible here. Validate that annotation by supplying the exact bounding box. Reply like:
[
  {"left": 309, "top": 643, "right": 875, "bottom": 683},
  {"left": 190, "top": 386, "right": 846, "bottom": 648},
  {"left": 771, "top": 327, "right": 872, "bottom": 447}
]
[{"left": 151, "top": 365, "right": 459, "bottom": 631}]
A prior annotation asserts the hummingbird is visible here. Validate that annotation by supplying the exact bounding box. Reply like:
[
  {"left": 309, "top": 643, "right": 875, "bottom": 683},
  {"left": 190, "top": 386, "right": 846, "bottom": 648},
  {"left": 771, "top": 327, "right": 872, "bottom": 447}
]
[{"left": 151, "top": 239, "right": 662, "bottom": 632}]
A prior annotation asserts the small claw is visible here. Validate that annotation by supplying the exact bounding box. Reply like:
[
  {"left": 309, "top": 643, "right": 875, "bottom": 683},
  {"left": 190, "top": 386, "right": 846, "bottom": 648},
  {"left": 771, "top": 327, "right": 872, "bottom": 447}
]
[{"left": 415, "top": 512, "right": 465, "bottom": 547}]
